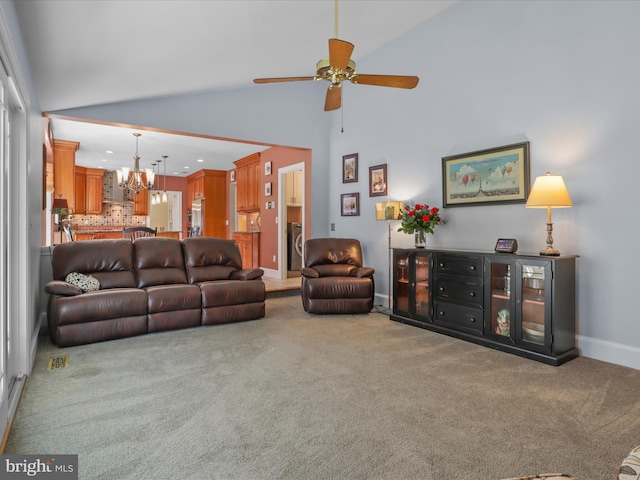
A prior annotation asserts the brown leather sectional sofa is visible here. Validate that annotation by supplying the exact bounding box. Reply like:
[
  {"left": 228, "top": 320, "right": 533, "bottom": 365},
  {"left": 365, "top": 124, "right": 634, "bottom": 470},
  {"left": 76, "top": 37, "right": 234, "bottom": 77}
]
[{"left": 45, "top": 236, "right": 266, "bottom": 347}]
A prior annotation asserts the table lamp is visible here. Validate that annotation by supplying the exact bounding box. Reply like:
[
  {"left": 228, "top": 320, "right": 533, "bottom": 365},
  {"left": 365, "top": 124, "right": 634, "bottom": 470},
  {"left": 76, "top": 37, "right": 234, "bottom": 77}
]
[
  {"left": 525, "top": 172, "right": 572, "bottom": 256},
  {"left": 375, "top": 200, "right": 403, "bottom": 311}
]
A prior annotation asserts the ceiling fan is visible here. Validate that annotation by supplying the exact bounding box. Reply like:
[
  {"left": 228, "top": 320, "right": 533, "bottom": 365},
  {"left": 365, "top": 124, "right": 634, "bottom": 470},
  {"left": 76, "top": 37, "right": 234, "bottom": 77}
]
[{"left": 253, "top": 1, "right": 419, "bottom": 111}]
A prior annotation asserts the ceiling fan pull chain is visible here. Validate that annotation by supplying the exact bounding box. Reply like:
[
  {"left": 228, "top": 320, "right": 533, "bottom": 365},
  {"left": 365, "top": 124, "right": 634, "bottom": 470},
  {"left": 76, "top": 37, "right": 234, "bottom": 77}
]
[{"left": 334, "top": 0, "right": 339, "bottom": 38}]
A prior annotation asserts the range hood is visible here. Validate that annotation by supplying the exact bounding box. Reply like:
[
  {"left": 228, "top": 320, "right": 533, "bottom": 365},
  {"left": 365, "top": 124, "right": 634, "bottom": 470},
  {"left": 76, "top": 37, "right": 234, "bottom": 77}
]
[{"left": 102, "top": 171, "right": 134, "bottom": 204}]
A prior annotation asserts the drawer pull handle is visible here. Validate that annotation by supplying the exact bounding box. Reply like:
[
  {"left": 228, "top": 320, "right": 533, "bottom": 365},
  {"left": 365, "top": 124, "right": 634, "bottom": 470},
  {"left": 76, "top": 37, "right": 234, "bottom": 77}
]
[
  {"left": 469, "top": 292, "right": 475, "bottom": 297},
  {"left": 470, "top": 266, "right": 476, "bottom": 271},
  {"left": 439, "top": 287, "right": 444, "bottom": 291},
  {"left": 439, "top": 311, "right": 444, "bottom": 316},
  {"left": 439, "top": 263, "right": 444, "bottom": 267},
  {"left": 469, "top": 317, "right": 476, "bottom": 322}
]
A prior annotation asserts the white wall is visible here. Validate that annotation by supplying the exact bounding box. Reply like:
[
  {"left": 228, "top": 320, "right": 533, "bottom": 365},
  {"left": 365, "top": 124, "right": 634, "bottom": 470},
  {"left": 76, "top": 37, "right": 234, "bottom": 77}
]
[
  {"left": 46, "top": 1, "right": 640, "bottom": 369},
  {"left": 330, "top": 0, "right": 640, "bottom": 369}
]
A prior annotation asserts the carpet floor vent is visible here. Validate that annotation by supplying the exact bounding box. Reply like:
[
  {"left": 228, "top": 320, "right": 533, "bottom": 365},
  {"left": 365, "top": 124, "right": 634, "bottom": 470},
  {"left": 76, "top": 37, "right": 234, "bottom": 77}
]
[{"left": 47, "top": 355, "right": 70, "bottom": 370}]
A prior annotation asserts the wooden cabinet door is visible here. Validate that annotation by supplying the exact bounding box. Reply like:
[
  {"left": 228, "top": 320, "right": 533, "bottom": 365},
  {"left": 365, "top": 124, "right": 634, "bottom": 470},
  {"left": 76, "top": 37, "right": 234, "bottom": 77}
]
[
  {"left": 247, "top": 161, "right": 260, "bottom": 210},
  {"left": 234, "top": 153, "right": 260, "bottom": 212},
  {"left": 53, "top": 140, "right": 79, "bottom": 212},
  {"left": 235, "top": 165, "right": 249, "bottom": 211},
  {"left": 132, "top": 188, "right": 148, "bottom": 215},
  {"left": 85, "top": 168, "right": 104, "bottom": 214},
  {"left": 74, "top": 167, "right": 86, "bottom": 214}
]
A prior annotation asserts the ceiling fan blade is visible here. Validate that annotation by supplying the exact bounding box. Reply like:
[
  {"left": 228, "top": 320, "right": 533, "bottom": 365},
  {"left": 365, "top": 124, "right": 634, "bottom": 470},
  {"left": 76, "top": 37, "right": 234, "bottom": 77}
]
[
  {"left": 254, "top": 76, "right": 316, "bottom": 84},
  {"left": 324, "top": 84, "right": 342, "bottom": 111},
  {"left": 328, "top": 38, "right": 354, "bottom": 71},
  {"left": 350, "top": 74, "right": 419, "bottom": 89}
]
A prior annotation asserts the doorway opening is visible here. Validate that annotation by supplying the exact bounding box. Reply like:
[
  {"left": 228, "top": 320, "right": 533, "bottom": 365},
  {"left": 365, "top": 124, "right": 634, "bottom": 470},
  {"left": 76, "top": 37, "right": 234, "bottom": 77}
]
[
  {"left": 278, "top": 163, "right": 305, "bottom": 280},
  {"left": 149, "top": 191, "right": 182, "bottom": 235}
]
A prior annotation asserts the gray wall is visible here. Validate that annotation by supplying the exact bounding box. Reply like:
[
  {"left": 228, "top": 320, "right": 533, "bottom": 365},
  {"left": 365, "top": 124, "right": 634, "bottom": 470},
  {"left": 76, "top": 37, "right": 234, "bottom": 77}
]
[
  {"left": 330, "top": 0, "right": 640, "bottom": 368},
  {"left": 52, "top": 1, "right": 639, "bottom": 369}
]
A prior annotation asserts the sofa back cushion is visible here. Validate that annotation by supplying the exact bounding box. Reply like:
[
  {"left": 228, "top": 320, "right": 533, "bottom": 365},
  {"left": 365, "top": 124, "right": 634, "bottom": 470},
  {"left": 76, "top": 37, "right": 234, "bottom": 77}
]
[
  {"left": 304, "top": 238, "right": 363, "bottom": 270},
  {"left": 182, "top": 237, "right": 242, "bottom": 283},
  {"left": 52, "top": 239, "right": 136, "bottom": 289},
  {"left": 133, "top": 237, "right": 188, "bottom": 287}
]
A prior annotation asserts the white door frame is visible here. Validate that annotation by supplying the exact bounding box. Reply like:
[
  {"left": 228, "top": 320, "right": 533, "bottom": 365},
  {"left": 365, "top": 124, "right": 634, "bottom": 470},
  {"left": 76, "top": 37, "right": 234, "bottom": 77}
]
[{"left": 277, "top": 162, "right": 305, "bottom": 280}]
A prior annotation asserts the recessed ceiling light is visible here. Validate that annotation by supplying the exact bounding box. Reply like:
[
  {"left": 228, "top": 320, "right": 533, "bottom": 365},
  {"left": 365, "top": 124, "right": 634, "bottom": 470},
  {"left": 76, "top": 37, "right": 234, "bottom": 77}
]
[
  {"left": 105, "top": 150, "right": 113, "bottom": 154},
  {"left": 184, "top": 166, "right": 190, "bottom": 169},
  {"left": 101, "top": 159, "right": 108, "bottom": 162},
  {"left": 197, "top": 159, "right": 204, "bottom": 163}
]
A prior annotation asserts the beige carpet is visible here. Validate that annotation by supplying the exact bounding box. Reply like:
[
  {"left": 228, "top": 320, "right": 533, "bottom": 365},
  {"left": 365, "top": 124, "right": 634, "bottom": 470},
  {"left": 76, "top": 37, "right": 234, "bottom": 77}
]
[{"left": 6, "top": 296, "right": 640, "bottom": 479}]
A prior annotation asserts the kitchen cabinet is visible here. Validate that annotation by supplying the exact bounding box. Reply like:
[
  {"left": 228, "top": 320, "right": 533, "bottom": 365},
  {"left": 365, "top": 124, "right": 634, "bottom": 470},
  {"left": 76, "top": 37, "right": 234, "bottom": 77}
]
[
  {"left": 234, "top": 153, "right": 260, "bottom": 212},
  {"left": 189, "top": 175, "right": 205, "bottom": 203},
  {"left": 74, "top": 167, "right": 104, "bottom": 214},
  {"left": 285, "top": 170, "right": 303, "bottom": 206},
  {"left": 391, "top": 249, "right": 578, "bottom": 366},
  {"left": 84, "top": 168, "right": 105, "bottom": 214},
  {"left": 75, "top": 166, "right": 86, "bottom": 214},
  {"left": 53, "top": 139, "right": 79, "bottom": 212},
  {"left": 131, "top": 186, "right": 149, "bottom": 216},
  {"left": 232, "top": 232, "right": 260, "bottom": 269},
  {"left": 186, "top": 169, "right": 227, "bottom": 237}
]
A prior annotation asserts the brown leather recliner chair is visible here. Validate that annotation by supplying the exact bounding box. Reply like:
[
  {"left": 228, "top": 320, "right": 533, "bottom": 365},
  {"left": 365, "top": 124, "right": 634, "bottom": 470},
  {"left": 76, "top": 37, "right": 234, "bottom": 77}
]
[{"left": 301, "top": 238, "right": 375, "bottom": 314}]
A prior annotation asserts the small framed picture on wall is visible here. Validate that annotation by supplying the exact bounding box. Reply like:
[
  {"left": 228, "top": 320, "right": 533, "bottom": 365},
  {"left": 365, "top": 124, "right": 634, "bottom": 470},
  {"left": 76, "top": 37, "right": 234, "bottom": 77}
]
[
  {"left": 369, "top": 163, "right": 387, "bottom": 197},
  {"left": 265, "top": 182, "right": 272, "bottom": 196},
  {"left": 265, "top": 161, "right": 272, "bottom": 176},
  {"left": 342, "top": 153, "right": 358, "bottom": 183},
  {"left": 341, "top": 192, "right": 360, "bottom": 216},
  {"left": 230, "top": 170, "right": 236, "bottom": 182}
]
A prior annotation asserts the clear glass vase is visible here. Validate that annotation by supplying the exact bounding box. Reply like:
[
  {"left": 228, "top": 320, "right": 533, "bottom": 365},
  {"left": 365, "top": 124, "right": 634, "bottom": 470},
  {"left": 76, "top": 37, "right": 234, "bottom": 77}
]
[{"left": 414, "top": 230, "right": 427, "bottom": 248}]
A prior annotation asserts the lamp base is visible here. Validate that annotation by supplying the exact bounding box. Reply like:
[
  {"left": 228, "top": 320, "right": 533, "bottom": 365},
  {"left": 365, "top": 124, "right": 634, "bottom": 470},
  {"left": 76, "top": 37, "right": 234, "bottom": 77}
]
[{"left": 540, "top": 246, "right": 560, "bottom": 256}]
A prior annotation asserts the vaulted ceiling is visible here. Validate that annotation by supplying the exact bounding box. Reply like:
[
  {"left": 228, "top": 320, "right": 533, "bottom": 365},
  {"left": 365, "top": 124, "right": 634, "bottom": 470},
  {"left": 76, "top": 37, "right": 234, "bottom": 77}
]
[{"left": 15, "top": 0, "right": 456, "bottom": 172}]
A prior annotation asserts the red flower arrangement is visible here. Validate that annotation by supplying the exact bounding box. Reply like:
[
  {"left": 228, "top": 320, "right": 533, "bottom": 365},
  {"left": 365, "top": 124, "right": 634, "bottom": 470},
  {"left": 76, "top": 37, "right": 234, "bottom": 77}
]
[{"left": 397, "top": 202, "right": 446, "bottom": 235}]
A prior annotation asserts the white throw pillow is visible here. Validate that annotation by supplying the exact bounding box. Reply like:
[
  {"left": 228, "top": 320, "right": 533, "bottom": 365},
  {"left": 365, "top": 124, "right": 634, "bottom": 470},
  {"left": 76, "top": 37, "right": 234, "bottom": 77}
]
[{"left": 65, "top": 272, "right": 100, "bottom": 292}]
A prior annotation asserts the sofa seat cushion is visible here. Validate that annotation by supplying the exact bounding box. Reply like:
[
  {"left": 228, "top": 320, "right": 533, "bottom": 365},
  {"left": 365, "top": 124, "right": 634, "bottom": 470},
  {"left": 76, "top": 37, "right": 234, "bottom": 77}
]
[
  {"left": 146, "top": 284, "right": 202, "bottom": 332},
  {"left": 303, "top": 276, "right": 373, "bottom": 300},
  {"left": 52, "top": 288, "right": 147, "bottom": 326},
  {"left": 145, "top": 284, "right": 201, "bottom": 313},
  {"left": 200, "top": 280, "right": 265, "bottom": 308}
]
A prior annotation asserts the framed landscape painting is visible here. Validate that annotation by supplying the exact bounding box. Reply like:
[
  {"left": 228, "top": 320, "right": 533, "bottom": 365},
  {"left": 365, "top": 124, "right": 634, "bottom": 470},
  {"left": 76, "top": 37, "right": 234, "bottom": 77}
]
[{"left": 442, "top": 142, "right": 530, "bottom": 207}]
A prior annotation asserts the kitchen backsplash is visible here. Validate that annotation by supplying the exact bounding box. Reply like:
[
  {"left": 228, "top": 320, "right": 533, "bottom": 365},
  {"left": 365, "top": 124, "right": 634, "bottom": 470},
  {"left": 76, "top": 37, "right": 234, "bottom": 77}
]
[
  {"left": 72, "top": 172, "right": 148, "bottom": 227},
  {"left": 73, "top": 204, "right": 148, "bottom": 227}
]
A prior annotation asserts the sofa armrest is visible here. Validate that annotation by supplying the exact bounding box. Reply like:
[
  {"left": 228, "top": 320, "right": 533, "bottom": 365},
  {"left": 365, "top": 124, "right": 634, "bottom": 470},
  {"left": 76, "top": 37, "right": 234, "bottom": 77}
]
[
  {"left": 352, "top": 267, "right": 375, "bottom": 278},
  {"left": 301, "top": 267, "right": 319, "bottom": 278},
  {"left": 45, "top": 280, "right": 83, "bottom": 296},
  {"left": 230, "top": 268, "right": 264, "bottom": 281}
]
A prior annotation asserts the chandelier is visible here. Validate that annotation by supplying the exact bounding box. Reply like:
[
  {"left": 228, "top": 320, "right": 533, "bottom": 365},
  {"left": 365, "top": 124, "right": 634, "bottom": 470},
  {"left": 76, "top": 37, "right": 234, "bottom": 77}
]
[{"left": 117, "top": 133, "right": 155, "bottom": 194}]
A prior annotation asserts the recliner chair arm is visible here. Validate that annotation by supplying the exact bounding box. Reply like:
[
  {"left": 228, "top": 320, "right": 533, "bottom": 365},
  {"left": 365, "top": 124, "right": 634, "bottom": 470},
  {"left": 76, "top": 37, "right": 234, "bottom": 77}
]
[
  {"left": 44, "top": 280, "right": 83, "bottom": 296},
  {"left": 301, "top": 267, "right": 319, "bottom": 278},
  {"left": 352, "top": 267, "right": 375, "bottom": 278},
  {"left": 230, "top": 268, "right": 265, "bottom": 281}
]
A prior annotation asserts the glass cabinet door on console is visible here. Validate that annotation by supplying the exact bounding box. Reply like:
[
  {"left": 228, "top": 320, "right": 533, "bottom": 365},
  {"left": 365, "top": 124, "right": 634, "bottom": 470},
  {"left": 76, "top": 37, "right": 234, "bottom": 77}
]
[
  {"left": 393, "top": 249, "right": 432, "bottom": 323},
  {"left": 485, "top": 258, "right": 553, "bottom": 354}
]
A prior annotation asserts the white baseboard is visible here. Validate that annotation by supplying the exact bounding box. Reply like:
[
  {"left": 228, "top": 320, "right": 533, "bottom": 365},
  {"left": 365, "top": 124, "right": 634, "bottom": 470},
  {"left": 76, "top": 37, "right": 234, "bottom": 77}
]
[
  {"left": 578, "top": 335, "right": 640, "bottom": 371},
  {"left": 261, "top": 268, "right": 279, "bottom": 279},
  {"left": 374, "top": 293, "right": 391, "bottom": 309}
]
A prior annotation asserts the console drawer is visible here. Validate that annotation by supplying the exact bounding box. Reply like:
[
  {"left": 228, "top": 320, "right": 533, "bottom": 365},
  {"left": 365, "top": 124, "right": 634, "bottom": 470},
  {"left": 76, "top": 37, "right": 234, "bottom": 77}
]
[
  {"left": 436, "top": 254, "right": 483, "bottom": 278},
  {"left": 434, "top": 301, "right": 483, "bottom": 335},
  {"left": 435, "top": 274, "right": 483, "bottom": 306}
]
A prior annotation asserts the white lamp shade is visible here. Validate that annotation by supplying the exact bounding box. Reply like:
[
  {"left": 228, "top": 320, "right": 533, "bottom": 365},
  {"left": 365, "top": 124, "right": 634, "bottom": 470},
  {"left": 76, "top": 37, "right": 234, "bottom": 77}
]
[{"left": 526, "top": 172, "right": 572, "bottom": 208}]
